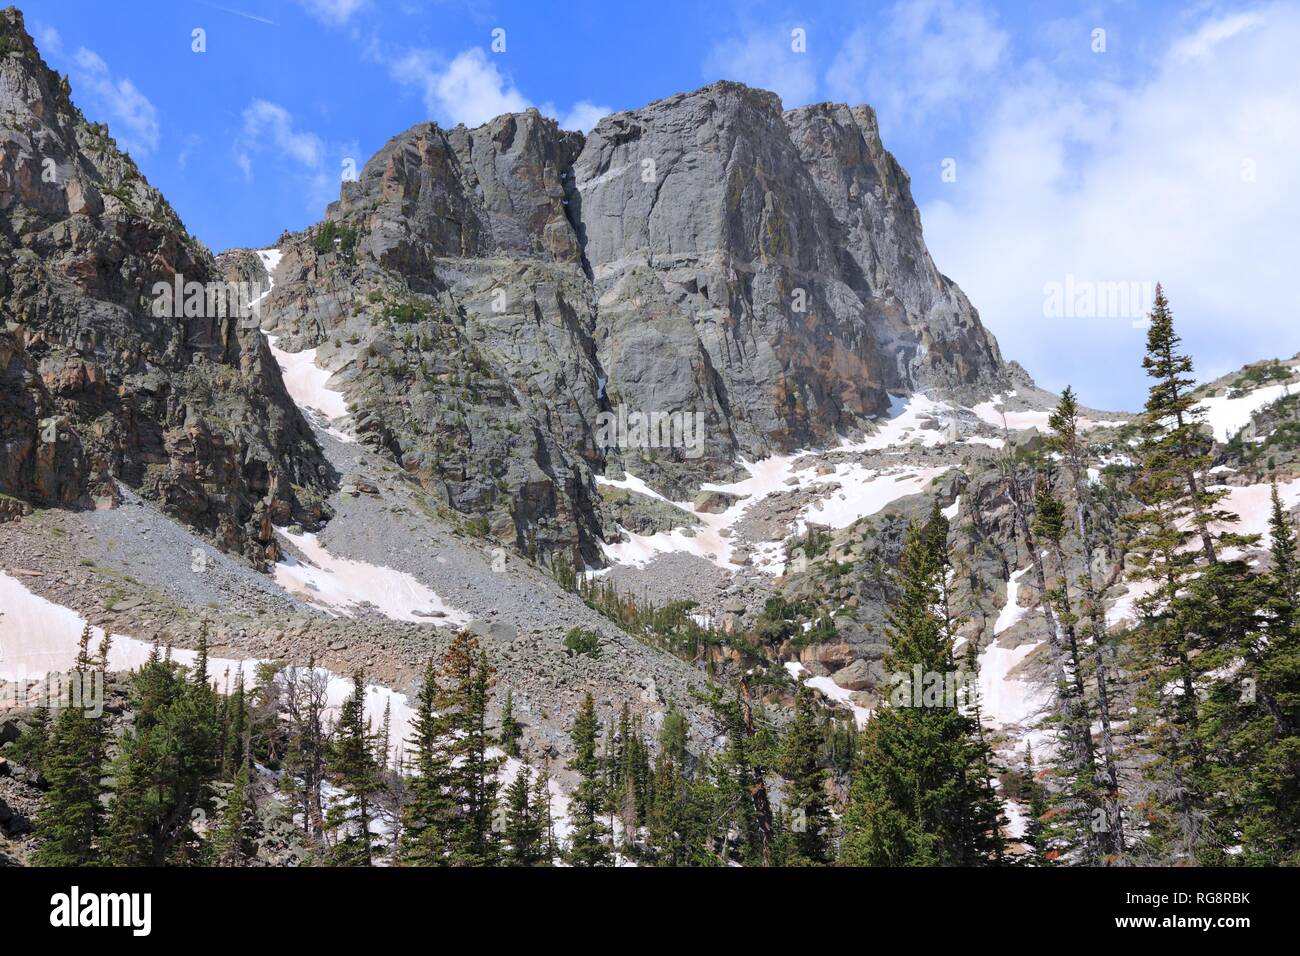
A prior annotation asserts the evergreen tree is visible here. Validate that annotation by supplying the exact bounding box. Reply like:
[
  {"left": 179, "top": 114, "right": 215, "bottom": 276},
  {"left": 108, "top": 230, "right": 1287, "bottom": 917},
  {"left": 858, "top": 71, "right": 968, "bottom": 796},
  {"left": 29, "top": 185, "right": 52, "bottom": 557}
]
[
  {"left": 499, "top": 688, "right": 521, "bottom": 758},
  {"left": 33, "top": 625, "right": 108, "bottom": 866},
  {"left": 502, "top": 765, "right": 545, "bottom": 865},
  {"left": 101, "top": 729, "right": 156, "bottom": 867},
  {"left": 398, "top": 658, "right": 454, "bottom": 865},
  {"left": 324, "top": 671, "right": 380, "bottom": 866},
  {"left": 1125, "top": 286, "right": 1257, "bottom": 862},
  {"left": 211, "top": 757, "right": 259, "bottom": 867},
  {"left": 779, "top": 685, "right": 833, "bottom": 865},
  {"left": 566, "top": 692, "right": 612, "bottom": 866},
  {"left": 1047, "top": 386, "right": 1127, "bottom": 855},
  {"left": 839, "top": 521, "right": 1004, "bottom": 866},
  {"left": 430, "top": 635, "right": 501, "bottom": 866}
]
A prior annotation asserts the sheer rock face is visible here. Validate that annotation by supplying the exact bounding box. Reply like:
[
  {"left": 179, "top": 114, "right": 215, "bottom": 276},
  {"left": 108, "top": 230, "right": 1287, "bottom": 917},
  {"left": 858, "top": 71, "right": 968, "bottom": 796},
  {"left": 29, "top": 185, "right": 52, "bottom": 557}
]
[
  {"left": 0, "top": 10, "right": 330, "bottom": 563},
  {"left": 232, "top": 82, "right": 1010, "bottom": 562}
]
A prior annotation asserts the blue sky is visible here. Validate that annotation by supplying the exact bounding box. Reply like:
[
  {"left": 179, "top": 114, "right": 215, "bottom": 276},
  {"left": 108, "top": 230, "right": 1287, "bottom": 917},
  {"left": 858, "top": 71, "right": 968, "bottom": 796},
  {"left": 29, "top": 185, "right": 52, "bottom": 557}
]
[{"left": 17, "top": 0, "right": 1300, "bottom": 409}]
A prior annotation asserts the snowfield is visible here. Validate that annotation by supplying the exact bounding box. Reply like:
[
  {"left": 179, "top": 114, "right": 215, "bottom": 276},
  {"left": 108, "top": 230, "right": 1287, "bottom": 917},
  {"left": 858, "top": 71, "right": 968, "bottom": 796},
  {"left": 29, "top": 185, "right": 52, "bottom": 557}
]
[
  {"left": 0, "top": 571, "right": 392, "bottom": 731},
  {"left": 256, "top": 249, "right": 354, "bottom": 443},
  {"left": 272, "top": 530, "right": 471, "bottom": 626},
  {"left": 0, "top": 569, "right": 572, "bottom": 843},
  {"left": 599, "top": 395, "right": 956, "bottom": 575},
  {"left": 1195, "top": 381, "right": 1294, "bottom": 443}
]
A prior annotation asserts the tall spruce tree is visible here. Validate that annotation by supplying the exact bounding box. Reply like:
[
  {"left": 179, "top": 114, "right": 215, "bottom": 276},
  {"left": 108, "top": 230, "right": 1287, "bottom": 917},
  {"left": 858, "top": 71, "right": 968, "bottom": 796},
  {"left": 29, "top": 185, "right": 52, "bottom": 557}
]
[
  {"left": 1047, "top": 386, "right": 1127, "bottom": 855},
  {"left": 779, "top": 685, "right": 832, "bottom": 865},
  {"left": 839, "top": 520, "right": 1005, "bottom": 866},
  {"left": 325, "top": 671, "right": 380, "bottom": 866},
  {"left": 399, "top": 657, "right": 454, "bottom": 865},
  {"left": 33, "top": 625, "right": 108, "bottom": 866},
  {"left": 566, "top": 692, "right": 612, "bottom": 866},
  {"left": 1125, "top": 286, "right": 1256, "bottom": 862}
]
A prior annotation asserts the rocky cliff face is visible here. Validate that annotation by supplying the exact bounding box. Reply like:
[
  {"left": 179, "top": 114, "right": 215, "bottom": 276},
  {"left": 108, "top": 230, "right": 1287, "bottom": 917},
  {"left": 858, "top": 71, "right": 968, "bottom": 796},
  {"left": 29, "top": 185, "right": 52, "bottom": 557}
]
[
  {"left": 258, "top": 82, "right": 1009, "bottom": 564},
  {"left": 0, "top": 10, "right": 330, "bottom": 565}
]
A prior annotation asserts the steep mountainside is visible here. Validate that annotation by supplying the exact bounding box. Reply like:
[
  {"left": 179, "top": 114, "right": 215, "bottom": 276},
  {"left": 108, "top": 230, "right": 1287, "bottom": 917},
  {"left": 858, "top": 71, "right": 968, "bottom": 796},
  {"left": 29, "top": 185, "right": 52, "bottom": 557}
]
[
  {"left": 256, "top": 82, "right": 1009, "bottom": 563},
  {"left": 0, "top": 9, "right": 329, "bottom": 564}
]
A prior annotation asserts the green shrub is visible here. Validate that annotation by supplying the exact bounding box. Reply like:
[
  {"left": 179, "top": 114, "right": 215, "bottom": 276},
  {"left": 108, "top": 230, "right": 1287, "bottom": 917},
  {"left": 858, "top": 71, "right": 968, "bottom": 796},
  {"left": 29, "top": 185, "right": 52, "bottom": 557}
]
[{"left": 563, "top": 626, "right": 602, "bottom": 659}]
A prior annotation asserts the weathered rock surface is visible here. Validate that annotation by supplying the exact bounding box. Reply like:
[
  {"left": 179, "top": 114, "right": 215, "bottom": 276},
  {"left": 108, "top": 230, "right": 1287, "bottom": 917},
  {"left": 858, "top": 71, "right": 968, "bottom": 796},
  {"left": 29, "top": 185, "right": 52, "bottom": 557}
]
[
  {"left": 255, "top": 81, "right": 1010, "bottom": 565},
  {"left": 0, "top": 10, "right": 331, "bottom": 565}
]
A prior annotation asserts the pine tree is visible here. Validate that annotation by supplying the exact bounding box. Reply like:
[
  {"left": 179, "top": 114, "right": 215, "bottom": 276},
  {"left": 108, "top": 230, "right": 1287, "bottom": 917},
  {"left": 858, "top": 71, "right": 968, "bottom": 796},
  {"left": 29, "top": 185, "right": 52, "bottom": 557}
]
[
  {"left": 324, "top": 671, "right": 380, "bottom": 866},
  {"left": 779, "top": 685, "right": 832, "bottom": 865},
  {"left": 839, "top": 521, "right": 1004, "bottom": 866},
  {"left": 211, "top": 756, "right": 259, "bottom": 867},
  {"left": 1200, "top": 484, "right": 1300, "bottom": 863},
  {"left": 1047, "top": 386, "right": 1127, "bottom": 855},
  {"left": 34, "top": 625, "right": 108, "bottom": 866},
  {"left": 398, "top": 657, "right": 454, "bottom": 865},
  {"left": 502, "top": 765, "right": 545, "bottom": 865},
  {"left": 222, "top": 668, "right": 247, "bottom": 780},
  {"left": 429, "top": 634, "right": 501, "bottom": 865},
  {"left": 566, "top": 692, "right": 612, "bottom": 866},
  {"left": 101, "top": 729, "right": 156, "bottom": 867},
  {"left": 1125, "top": 286, "right": 1256, "bottom": 862},
  {"left": 282, "top": 658, "right": 328, "bottom": 846}
]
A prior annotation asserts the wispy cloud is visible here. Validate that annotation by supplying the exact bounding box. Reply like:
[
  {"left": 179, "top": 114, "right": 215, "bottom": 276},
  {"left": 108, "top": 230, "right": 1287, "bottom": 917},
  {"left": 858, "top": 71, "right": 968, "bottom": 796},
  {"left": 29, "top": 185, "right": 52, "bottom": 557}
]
[
  {"left": 701, "top": 24, "right": 818, "bottom": 108},
  {"left": 919, "top": 2, "right": 1300, "bottom": 407},
  {"left": 236, "top": 99, "right": 346, "bottom": 211},
  {"left": 294, "top": 0, "right": 367, "bottom": 25},
  {"left": 69, "top": 47, "right": 162, "bottom": 156},
  {"left": 825, "top": 0, "right": 1007, "bottom": 129}
]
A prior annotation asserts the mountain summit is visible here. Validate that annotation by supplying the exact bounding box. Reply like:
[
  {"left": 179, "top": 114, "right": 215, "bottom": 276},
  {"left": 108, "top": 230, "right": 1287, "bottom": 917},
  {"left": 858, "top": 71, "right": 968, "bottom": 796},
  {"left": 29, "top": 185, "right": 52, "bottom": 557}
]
[{"left": 254, "top": 80, "right": 1009, "bottom": 560}]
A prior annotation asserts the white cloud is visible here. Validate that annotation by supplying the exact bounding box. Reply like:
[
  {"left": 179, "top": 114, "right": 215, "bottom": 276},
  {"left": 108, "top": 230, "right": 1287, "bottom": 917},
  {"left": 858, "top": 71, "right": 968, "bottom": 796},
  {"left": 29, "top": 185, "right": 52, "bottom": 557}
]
[
  {"left": 239, "top": 99, "right": 324, "bottom": 170},
  {"left": 236, "top": 100, "right": 343, "bottom": 211},
  {"left": 702, "top": 25, "right": 818, "bottom": 107},
  {"left": 295, "top": 0, "right": 367, "bottom": 25},
  {"left": 390, "top": 46, "right": 602, "bottom": 131},
  {"left": 826, "top": 0, "right": 1007, "bottom": 127},
  {"left": 392, "top": 47, "right": 530, "bottom": 127},
  {"left": 68, "top": 47, "right": 161, "bottom": 156},
  {"left": 32, "top": 22, "right": 62, "bottom": 55},
  {"left": 558, "top": 100, "right": 611, "bottom": 133},
  {"left": 919, "top": 3, "right": 1300, "bottom": 409}
]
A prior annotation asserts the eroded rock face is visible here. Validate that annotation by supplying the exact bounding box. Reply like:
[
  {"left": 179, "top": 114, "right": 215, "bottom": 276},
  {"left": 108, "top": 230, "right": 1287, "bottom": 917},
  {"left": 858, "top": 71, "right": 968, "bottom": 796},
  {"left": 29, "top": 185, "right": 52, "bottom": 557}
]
[
  {"left": 225, "top": 81, "right": 1010, "bottom": 565},
  {"left": 0, "top": 10, "right": 330, "bottom": 565}
]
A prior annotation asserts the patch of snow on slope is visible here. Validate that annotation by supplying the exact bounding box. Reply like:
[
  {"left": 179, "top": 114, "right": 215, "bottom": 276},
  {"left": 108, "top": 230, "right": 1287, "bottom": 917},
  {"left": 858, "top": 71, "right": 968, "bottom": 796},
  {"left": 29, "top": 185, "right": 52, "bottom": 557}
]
[
  {"left": 994, "top": 567, "right": 1030, "bottom": 635},
  {"left": 970, "top": 394, "right": 1123, "bottom": 433},
  {"left": 977, "top": 567, "right": 1048, "bottom": 734},
  {"left": 1195, "top": 382, "right": 1293, "bottom": 443},
  {"left": 800, "top": 465, "right": 947, "bottom": 530},
  {"left": 841, "top": 393, "right": 954, "bottom": 451},
  {"left": 598, "top": 397, "right": 963, "bottom": 574},
  {"left": 273, "top": 530, "right": 470, "bottom": 625},
  {"left": 784, "top": 661, "right": 871, "bottom": 728},
  {"left": 1211, "top": 477, "right": 1300, "bottom": 539},
  {"left": 256, "top": 249, "right": 354, "bottom": 443},
  {"left": 0, "top": 572, "right": 391, "bottom": 728}
]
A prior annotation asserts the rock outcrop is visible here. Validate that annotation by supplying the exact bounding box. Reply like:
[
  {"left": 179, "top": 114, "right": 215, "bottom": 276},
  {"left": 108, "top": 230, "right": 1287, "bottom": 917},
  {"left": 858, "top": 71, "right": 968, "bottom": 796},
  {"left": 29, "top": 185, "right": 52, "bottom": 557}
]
[
  {"left": 0, "top": 9, "right": 330, "bottom": 564},
  {"left": 256, "top": 83, "right": 1010, "bottom": 565}
]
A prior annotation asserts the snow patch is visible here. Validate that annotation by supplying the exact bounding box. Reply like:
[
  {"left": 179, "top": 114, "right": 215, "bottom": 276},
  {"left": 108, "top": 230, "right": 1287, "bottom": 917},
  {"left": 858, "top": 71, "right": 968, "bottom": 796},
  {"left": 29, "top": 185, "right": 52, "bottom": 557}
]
[
  {"left": 784, "top": 661, "right": 871, "bottom": 728},
  {"left": 1195, "top": 381, "right": 1293, "bottom": 443},
  {"left": 272, "top": 530, "right": 470, "bottom": 625}
]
